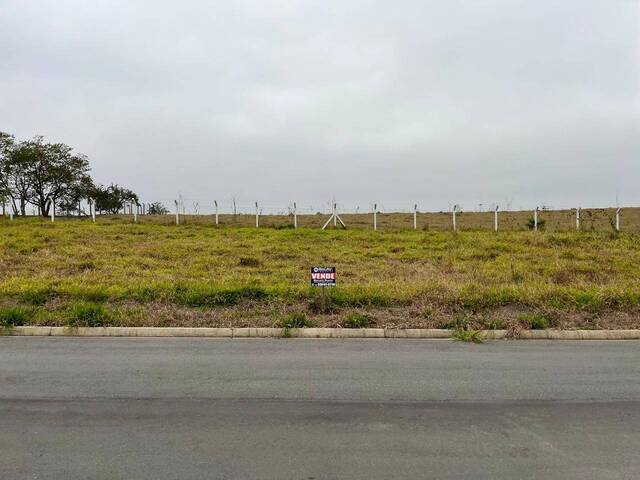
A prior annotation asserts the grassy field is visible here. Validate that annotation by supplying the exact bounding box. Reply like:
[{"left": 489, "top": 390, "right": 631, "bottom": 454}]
[{"left": 1, "top": 214, "right": 639, "bottom": 331}]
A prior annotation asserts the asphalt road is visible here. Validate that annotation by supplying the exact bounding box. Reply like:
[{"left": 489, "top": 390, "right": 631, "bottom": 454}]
[{"left": 1, "top": 338, "right": 639, "bottom": 479}]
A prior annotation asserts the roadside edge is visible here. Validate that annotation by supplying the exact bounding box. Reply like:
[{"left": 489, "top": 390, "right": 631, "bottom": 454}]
[{"left": 5, "top": 326, "right": 640, "bottom": 340}]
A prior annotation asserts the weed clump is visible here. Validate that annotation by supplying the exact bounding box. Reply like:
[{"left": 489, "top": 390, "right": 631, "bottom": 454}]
[
  {"left": 279, "top": 312, "right": 314, "bottom": 329},
  {"left": 18, "top": 289, "right": 52, "bottom": 305},
  {"left": 518, "top": 313, "right": 551, "bottom": 330},
  {"left": 239, "top": 257, "right": 261, "bottom": 267},
  {"left": 342, "top": 312, "right": 374, "bottom": 328},
  {"left": 452, "top": 328, "right": 484, "bottom": 343},
  {"left": 67, "top": 302, "right": 112, "bottom": 327}
]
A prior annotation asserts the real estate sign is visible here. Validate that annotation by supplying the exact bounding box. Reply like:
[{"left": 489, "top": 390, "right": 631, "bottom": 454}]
[{"left": 311, "top": 267, "right": 336, "bottom": 287}]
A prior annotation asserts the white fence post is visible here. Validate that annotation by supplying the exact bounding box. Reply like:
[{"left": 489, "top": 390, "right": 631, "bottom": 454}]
[
  {"left": 134, "top": 205, "right": 138, "bottom": 223},
  {"left": 255, "top": 202, "right": 259, "bottom": 228},
  {"left": 50, "top": 201, "right": 55, "bottom": 223},
  {"left": 534, "top": 207, "right": 539, "bottom": 231},
  {"left": 616, "top": 207, "right": 621, "bottom": 231},
  {"left": 333, "top": 203, "right": 337, "bottom": 227},
  {"left": 91, "top": 200, "right": 96, "bottom": 222},
  {"left": 293, "top": 202, "right": 297, "bottom": 229},
  {"left": 9, "top": 209, "right": 13, "bottom": 221},
  {"left": 373, "top": 203, "right": 377, "bottom": 231},
  {"left": 452, "top": 205, "right": 458, "bottom": 231},
  {"left": 413, "top": 204, "right": 417, "bottom": 230},
  {"left": 214, "top": 200, "right": 219, "bottom": 225},
  {"left": 174, "top": 200, "right": 180, "bottom": 225},
  {"left": 494, "top": 206, "right": 499, "bottom": 232},
  {"left": 576, "top": 207, "right": 580, "bottom": 231}
]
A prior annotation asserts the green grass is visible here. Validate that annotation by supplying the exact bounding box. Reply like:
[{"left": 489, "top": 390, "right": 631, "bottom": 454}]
[
  {"left": 0, "top": 306, "right": 34, "bottom": 327},
  {"left": 66, "top": 301, "right": 112, "bottom": 327},
  {"left": 1, "top": 216, "right": 640, "bottom": 328}
]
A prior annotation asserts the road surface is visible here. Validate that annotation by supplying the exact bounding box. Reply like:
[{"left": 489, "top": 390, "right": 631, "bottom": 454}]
[{"left": 1, "top": 338, "right": 639, "bottom": 479}]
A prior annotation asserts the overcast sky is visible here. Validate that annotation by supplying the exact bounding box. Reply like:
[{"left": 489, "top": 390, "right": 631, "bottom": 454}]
[{"left": 1, "top": 0, "right": 638, "bottom": 213}]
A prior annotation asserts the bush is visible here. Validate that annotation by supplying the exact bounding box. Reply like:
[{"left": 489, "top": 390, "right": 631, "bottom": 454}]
[
  {"left": 0, "top": 306, "right": 33, "bottom": 326},
  {"left": 526, "top": 217, "right": 546, "bottom": 230},
  {"left": 67, "top": 302, "right": 111, "bottom": 327},
  {"left": 279, "top": 312, "right": 314, "bottom": 329},
  {"left": 342, "top": 312, "right": 374, "bottom": 328},
  {"left": 518, "top": 313, "right": 550, "bottom": 330},
  {"left": 148, "top": 202, "right": 169, "bottom": 215}
]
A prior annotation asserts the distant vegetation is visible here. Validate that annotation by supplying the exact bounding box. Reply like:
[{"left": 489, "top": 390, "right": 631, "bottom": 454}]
[
  {"left": 0, "top": 131, "right": 138, "bottom": 216},
  {"left": 0, "top": 218, "right": 639, "bottom": 330}
]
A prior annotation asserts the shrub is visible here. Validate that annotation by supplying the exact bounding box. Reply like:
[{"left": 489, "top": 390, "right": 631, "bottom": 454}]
[
  {"left": 148, "top": 202, "right": 169, "bottom": 215},
  {"left": 67, "top": 302, "right": 111, "bottom": 327},
  {"left": 518, "top": 313, "right": 550, "bottom": 330},
  {"left": 342, "top": 312, "right": 374, "bottom": 328},
  {"left": 526, "top": 217, "right": 546, "bottom": 230},
  {"left": 0, "top": 306, "right": 34, "bottom": 326}
]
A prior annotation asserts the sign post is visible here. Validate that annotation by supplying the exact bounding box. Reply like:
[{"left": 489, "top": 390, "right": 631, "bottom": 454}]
[{"left": 311, "top": 267, "right": 336, "bottom": 312}]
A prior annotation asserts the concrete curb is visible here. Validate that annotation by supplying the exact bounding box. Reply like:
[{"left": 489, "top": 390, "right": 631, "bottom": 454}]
[{"left": 4, "top": 326, "right": 640, "bottom": 340}]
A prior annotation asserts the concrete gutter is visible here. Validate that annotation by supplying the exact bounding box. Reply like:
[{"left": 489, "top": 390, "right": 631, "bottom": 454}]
[{"left": 4, "top": 326, "right": 640, "bottom": 339}]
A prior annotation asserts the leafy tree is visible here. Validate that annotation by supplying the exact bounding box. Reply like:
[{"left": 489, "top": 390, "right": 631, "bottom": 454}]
[
  {"left": 1, "top": 132, "right": 139, "bottom": 217},
  {"left": 93, "top": 184, "right": 139, "bottom": 214},
  {"left": 20, "top": 136, "right": 92, "bottom": 216},
  {"left": 0, "top": 132, "right": 31, "bottom": 215},
  {"left": 147, "top": 202, "right": 169, "bottom": 215},
  {"left": 57, "top": 175, "right": 95, "bottom": 215}
]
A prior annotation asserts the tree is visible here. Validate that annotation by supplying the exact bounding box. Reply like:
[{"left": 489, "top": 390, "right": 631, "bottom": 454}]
[
  {"left": 93, "top": 184, "right": 139, "bottom": 214},
  {"left": 1, "top": 132, "right": 139, "bottom": 217},
  {"left": 57, "top": 175, "right": 95, "bottom": 215},
  {"left": 147, "top": 202, "right": 169, "bottom": 215},
  {"left": 0, "top": 132, "right": 32, "bottom": 216},
  {"left": 19, "top": 136, "right": 92, "bottom": 217}
]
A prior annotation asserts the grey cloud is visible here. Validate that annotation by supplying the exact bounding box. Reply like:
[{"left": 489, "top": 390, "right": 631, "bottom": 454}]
[{"left": 1, "top": 0, "right": 637, "bottom": 213}]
